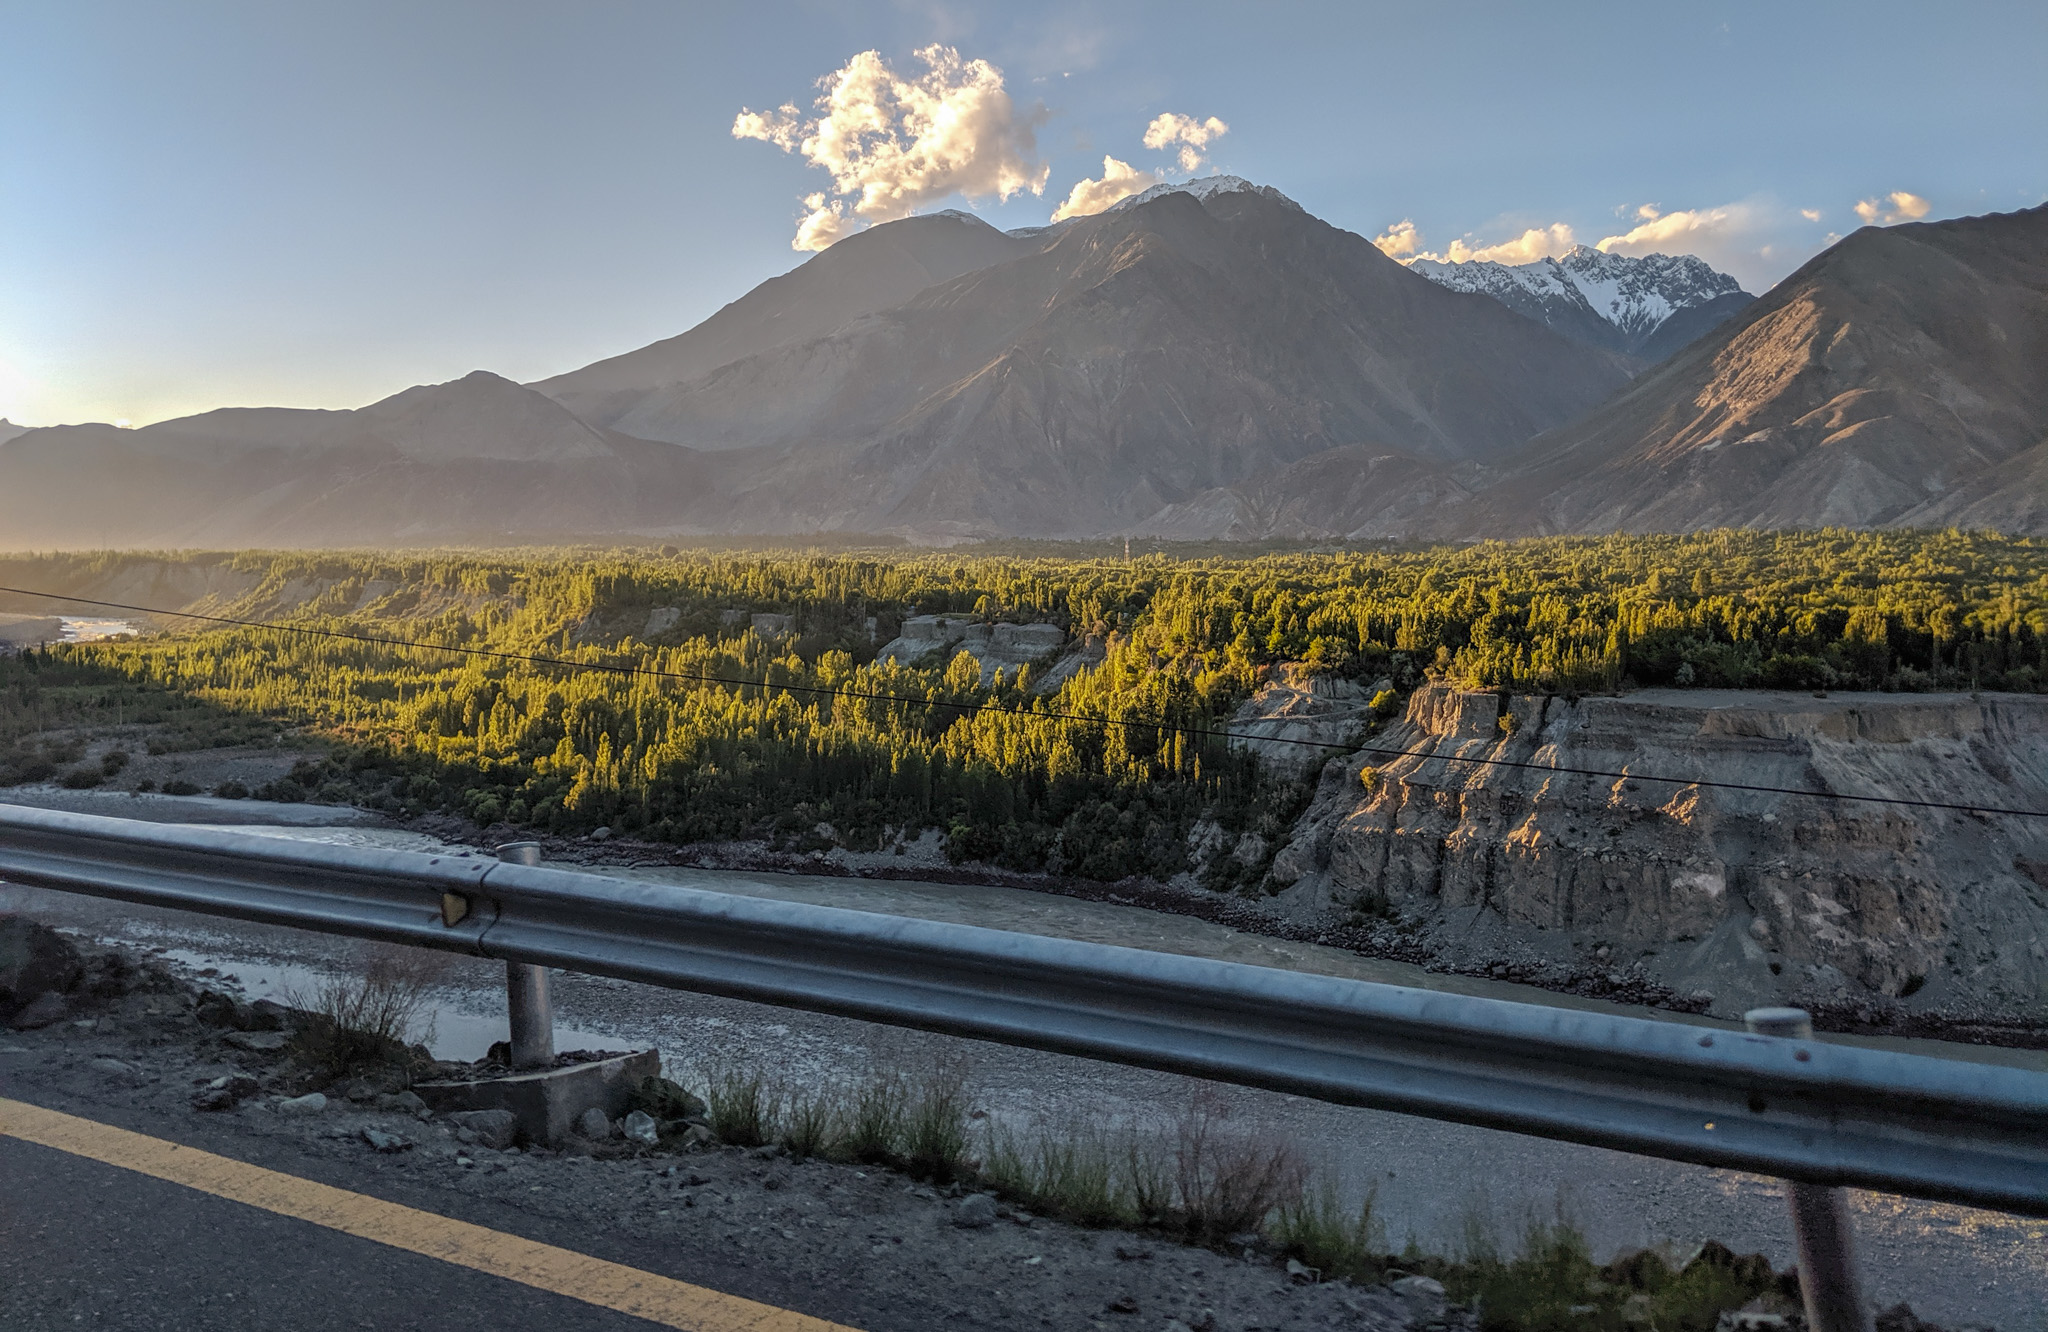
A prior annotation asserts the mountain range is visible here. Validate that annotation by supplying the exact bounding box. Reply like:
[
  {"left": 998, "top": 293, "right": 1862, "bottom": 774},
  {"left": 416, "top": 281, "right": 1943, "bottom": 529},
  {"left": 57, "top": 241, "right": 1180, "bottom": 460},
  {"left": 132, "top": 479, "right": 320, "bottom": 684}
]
[
  {"left": 1408, "top": 246, "right": 1754, "bottom": 360},
  {"left": 1, "top": 179, "right": 2041, "bottom": 547}
]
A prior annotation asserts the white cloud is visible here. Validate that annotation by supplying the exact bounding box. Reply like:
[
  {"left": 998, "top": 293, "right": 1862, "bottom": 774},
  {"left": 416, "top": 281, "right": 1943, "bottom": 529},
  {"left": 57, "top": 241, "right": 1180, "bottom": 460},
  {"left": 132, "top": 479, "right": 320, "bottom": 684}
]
[
  {"left": 733, "top": 45, "right": 1049, "bottom": 251},
  {"left": 1142, "top": 112, "right": 1229, "bottom": 173},
  {"left": 1050, "top": 156, "right": 1165, "bottom": 222},
  {"left": 1595, "top": 201, "right": 1752, "bottom": 254},
  {"left": 1853, "top": 191, "right": 1931, "bottom": 225},
  {"left": 1371, "top": 220, "right": 1420, "bottom": 259},
  {"left": 1800, "top": 208, "right": 1823, "bottom": 222}
]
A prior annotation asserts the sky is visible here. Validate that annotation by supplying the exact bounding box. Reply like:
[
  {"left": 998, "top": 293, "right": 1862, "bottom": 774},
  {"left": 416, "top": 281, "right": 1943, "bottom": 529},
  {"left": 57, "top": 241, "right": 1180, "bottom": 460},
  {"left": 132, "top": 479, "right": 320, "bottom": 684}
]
[{"left": 2, "top": 0, "right": 2043, "bottom": 428}]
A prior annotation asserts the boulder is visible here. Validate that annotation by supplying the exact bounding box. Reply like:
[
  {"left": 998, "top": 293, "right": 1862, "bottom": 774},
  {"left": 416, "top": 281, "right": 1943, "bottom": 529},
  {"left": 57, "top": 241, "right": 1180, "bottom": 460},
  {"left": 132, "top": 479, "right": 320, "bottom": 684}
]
[
  {"left": 0, "top": 917, "right": 84, "bottom": 1023},
  {"left": 445, "top": 1108, "right": 519, "bottom": 1149},
  {"left": 7, "top": 990, "right": 68, "bottom": 1030}
]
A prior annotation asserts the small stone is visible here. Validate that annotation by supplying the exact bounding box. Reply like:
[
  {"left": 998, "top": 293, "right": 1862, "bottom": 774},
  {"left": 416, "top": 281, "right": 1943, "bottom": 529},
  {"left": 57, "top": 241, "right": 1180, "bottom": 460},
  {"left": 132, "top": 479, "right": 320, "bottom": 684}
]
[
  {"left": 455, "top": 1127, "right": 479, "bottom": 1145},
  {"left": 588, "top": 827, "right": 612, "bottom": 842},
  {"left": 8, "top": 991, "right": 68, "bottom": 1030},
  {"left": 680, "top": 1124, "right": 716, "bottom": 1150},
  {"left": 750, "top": 1143, "right": 782, "bottom": 1159},
  {"left": 1285, "top": 1258, "right": 1319, "bottom": 1284},
  {"left": 276, "top": 1092, "right": 328, "bottom": 1115},
  {"left": 576, "top": 1106, "right": 613, "bottom": 1140},
  {"left": 446, "top": 1109, "right": 519, "bottom": 1150},
  {"left": 953, "top": 1193, "right": 998, "bottom": 1228},
  {"left": 622, "top": 1110, "right": 659, "bottom": 1145},
  {"left": 1389, "top": 1274, "right": 1446, "bottom": 1307},
  {"left": 248, "top": 999, "right": 291, "bottom": 1031},
  {"left": 224, "top": 1030, "right": 289, "bottom": 1053},
  {"left": 1108, "top": 1295, "right": 1141, "bottom": 1315},
  {"left": 360, "top": 1127, "right": 412, "bottom": 1153},
  {"left": 89, "top": 1056, "right": 146, "bottom": 1085}
]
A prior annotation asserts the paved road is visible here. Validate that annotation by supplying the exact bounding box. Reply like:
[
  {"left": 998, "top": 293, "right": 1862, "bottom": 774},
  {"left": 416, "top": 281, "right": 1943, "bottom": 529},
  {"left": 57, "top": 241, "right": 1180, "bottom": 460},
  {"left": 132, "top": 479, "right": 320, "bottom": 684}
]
[{"left": 0, "top": 1093, "right": 871, "bottom": 1332}]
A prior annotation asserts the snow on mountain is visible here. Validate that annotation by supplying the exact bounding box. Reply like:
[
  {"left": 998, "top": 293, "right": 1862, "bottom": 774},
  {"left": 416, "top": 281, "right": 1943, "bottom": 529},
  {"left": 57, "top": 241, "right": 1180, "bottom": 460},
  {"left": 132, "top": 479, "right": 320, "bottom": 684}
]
[
  {"left": 1410, "top": 246, "right": 1751, "bottom": 360},
  {"left": 1110, "top": 175, "right": 1303, "bottom": 214}
]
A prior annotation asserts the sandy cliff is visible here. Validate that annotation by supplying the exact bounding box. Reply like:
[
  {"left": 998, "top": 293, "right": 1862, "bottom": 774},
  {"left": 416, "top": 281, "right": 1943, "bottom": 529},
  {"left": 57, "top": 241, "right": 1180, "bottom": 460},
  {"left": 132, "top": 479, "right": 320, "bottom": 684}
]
[{"left": 1269, "top": 684, "right": 2048, "bottom": 1027}]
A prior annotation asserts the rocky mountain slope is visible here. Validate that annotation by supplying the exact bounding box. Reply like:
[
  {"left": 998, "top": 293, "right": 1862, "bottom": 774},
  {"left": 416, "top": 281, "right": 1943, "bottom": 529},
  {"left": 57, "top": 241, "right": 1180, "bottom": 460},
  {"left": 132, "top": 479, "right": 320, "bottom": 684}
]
[
  {"left": 1433, "top": 204, "right": 2048, "bottom": 537},
  {"left": 1268, "top": 684, "right": 2048, "bottom": 1029},
  {"left": 1409, "top": 246, "right": 1753, "bottom": 360},
  {"left": 532, "top": 211, "right": 1042, "bottom": 434},
  {"left": 597, "top": 181, "right": 1631, "bottom": 536},
  {"left": 0, "top": 372, "right": 707, "bottom": 548},
  {"left": 0, "top": 419, "right": 28, "bottom": 448}
]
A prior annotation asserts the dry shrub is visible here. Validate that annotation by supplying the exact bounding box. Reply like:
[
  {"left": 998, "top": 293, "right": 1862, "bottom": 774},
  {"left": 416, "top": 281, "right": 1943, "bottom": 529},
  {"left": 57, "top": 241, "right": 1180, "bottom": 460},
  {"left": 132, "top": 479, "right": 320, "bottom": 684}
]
[
  {"left": 287, "top": 944, "right": 446, "bottom": 1081},
  {"left": 1170, "top": 1092, "right": 1306, "bottom": 1245},
  {"left": 901, "top": 1063, "right": 972, "bottom": 1182}
]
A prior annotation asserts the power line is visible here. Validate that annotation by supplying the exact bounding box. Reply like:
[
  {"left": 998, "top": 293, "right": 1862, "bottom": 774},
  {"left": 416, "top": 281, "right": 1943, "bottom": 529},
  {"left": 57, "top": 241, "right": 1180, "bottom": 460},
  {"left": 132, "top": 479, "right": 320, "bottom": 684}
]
[{"left": 4, "top": 584, "right": 2043, "bottom": 820}]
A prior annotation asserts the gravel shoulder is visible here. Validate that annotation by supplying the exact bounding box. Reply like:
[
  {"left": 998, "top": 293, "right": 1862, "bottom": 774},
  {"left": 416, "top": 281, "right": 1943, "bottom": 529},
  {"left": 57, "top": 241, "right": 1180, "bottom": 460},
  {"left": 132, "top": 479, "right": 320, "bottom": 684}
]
[{"left": 0, "top": 933, "right": 1453, "bottom": 1332}]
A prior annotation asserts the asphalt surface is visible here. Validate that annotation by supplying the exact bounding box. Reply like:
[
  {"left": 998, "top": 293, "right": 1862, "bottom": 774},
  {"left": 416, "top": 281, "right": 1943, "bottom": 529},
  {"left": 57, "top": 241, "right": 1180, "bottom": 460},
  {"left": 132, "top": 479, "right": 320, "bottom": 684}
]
[{"left": 0, "top": 1134, "right": 665, "bottom": 1332}]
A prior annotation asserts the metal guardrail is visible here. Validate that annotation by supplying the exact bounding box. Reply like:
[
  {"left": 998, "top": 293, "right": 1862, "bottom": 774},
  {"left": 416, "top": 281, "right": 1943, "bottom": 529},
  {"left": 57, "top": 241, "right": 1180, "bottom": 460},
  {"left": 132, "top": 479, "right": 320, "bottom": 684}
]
[{"left": 3, "top": 801, "right": 2045, "bottom": 1220}]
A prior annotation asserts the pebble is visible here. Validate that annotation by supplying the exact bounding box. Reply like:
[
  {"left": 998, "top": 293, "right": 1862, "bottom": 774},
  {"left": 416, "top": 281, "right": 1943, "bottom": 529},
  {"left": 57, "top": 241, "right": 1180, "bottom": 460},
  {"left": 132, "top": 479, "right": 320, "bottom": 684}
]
[
  {"left": 361, "top": 1127, "right": 413, "bottom": 1153},
  {"left": 89, "top": 1056, "right": 147, "bottom": 1085}
]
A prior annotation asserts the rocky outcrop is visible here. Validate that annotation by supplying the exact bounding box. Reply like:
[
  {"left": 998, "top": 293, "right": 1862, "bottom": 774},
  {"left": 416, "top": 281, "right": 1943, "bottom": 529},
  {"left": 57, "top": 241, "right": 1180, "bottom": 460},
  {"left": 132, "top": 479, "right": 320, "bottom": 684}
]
[
  {"left": 875, "top": 616, "right": 1066, "bottom": 685},
  {"left": 1227, "top": 665, "right": 1387, "bottom": 776},
  {"left": 1275, "top": 685, "right": 2048, "bottom": 1022}
]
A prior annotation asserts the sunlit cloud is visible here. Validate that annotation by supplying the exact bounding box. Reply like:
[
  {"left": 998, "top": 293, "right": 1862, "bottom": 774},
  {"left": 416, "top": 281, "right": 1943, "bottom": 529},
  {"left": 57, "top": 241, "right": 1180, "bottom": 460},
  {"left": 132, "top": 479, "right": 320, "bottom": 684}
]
[
  {"left": 1142, "top": 112, "right": 1229, "bottom": 174},
  {"left": 1050, "top": 156, "right": 1165, "bottom": 222},
  {"left": 1595, "top": 201, "right": 1752, "bottom": 254},
  {"left": 1371, "top": 220, "right": 1421, "bottom": 259},
  {"left": 1378, "top": 220, "right": 1577, "bottom": 265},
  {"left": 1800, "top": 208, "right": 1823, "bottom": 222},
  {"left": 733, "top": 45, "right": 1049, "bottom": 251},
  {"left": 1853, "top": 191, "right": 1931, "bottom": 225}
]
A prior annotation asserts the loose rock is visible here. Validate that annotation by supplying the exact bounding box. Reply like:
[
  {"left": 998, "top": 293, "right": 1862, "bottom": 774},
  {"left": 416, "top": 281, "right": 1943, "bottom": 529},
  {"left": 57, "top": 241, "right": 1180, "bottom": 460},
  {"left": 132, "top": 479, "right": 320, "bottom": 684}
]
[
  {"left": 89, "top": 1056, "right": 146, "bottom": 1085},
  {"left": 360, "top": 1127, "right": 412, "bottom": 1153},
  {"left": 622, "top": 1110, "right": 659, "bottom": 1145},
  {"left": 576, "top": 1106, "right": 614, "bottom": 1139},
  {"left": 224, "top": 1030, "right": 289, "bottom": 1053},
  {"left": 446, "top": 1109, "right": 519, "bottom": 1150},
  {"left": 952, "top": 1193, "right": 998, "bottom": 1228},
  {"left": 7, "top": 990, "right": 68, "bottom": 1030},
  {"left": 0, "top": 917, "right": 84, "bottom": 1021},
  {"left": 275, "top": 1092, "right": 328, "bottom": 1115}
]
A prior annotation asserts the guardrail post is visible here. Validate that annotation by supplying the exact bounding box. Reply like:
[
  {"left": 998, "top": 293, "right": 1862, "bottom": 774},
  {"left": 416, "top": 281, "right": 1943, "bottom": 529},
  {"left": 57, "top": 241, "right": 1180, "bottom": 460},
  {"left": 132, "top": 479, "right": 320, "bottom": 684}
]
[
  {"left": 1746, "top": 1007, "right": 1872, "bottom": 1332},
  {"left": 497, "top": 842, "right": 554, "bottom": 1069}
]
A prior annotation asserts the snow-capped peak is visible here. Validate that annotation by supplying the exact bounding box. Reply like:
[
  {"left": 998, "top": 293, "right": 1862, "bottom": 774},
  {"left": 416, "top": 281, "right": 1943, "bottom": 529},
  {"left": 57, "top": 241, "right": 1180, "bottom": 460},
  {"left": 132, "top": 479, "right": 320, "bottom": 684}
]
[
  {"left": 1110, "top": 175, "right": 1302, "bottom": 214},
  {"left": 1410, "top": 246, "right": 1748, "bottom": 356}
]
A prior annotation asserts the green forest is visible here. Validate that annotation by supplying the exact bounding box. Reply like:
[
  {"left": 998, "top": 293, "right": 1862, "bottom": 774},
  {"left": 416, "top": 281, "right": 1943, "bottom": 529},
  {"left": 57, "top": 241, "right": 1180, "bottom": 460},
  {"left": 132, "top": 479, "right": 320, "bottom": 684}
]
[{"left": 1, "top": 529, "right": 2042, "bottom": 883}]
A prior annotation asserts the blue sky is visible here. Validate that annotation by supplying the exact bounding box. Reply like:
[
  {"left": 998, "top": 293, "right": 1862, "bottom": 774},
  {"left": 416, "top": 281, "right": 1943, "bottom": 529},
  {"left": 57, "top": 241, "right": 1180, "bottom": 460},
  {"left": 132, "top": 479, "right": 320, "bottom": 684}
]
[{"left": 3, "top": 0, "right": 2043, "bottom": 427}]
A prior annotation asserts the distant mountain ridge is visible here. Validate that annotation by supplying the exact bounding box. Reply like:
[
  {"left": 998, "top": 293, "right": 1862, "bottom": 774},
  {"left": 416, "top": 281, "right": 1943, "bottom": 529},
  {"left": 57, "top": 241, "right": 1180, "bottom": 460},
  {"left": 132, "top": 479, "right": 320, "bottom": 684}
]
[
  {"left": 1409, "top": 246, "right": 1753, "bottom": 360},
  {"left": 0, "top": 372, "right": 705, "bottom": 548},
  {"left": 1, "top": 182, "right": 2041, "bottom": 549}
]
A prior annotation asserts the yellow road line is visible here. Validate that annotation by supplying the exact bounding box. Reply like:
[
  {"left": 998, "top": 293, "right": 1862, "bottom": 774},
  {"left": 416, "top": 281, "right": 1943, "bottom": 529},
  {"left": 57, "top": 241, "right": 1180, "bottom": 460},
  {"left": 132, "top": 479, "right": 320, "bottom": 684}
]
[{"left": 0, "top": 1096, "right": 861, "bottom": 1332}]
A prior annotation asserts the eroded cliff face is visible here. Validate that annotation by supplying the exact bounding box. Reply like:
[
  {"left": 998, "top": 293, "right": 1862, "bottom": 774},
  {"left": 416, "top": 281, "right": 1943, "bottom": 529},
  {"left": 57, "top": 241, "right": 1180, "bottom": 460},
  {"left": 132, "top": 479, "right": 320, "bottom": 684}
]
[{"left": 1272, "top": 685, "right": 2048, "bottom": 1023}]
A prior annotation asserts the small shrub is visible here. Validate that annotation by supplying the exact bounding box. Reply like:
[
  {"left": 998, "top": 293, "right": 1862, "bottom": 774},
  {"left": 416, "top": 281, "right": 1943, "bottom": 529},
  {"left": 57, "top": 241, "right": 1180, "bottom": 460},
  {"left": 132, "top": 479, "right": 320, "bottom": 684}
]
[
  {"left": 704, "top": 1066, "right": 778, "bottom": 1148},
  {"left": 214, "top": 779, "right": 250, "bottom": 800},
  {"left": 1171, "top": 1093, "right": 1306, "bottom": 1245},
  {"left": 100, "top": 749, "right": 131, "bottom": 776},
  {"left": 285, "top": 945, "right": 445, "bottom": 1082},
  {"left": 901, "top": 1066, "right": 972, "bottom": 1183},
  {"left": 779, "top": 1088, "right": 838, "bottom": 1160},
  {"left": 59, "top": 767, "right": 104, "bottom": 789},
  {"left": 842, "top": 1070, "right": 905, "bottom": 1164},
  {"left": 1275, "top": 1181, "right": 1386, "bottom": 1284},
  {"left": 160, "top": 778, "right": 201, "bottom": 796}
]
